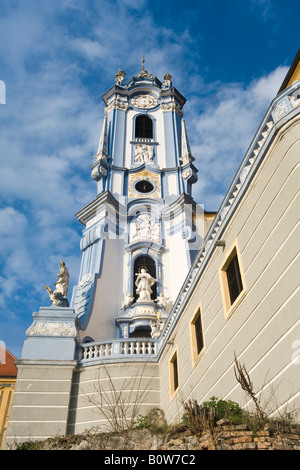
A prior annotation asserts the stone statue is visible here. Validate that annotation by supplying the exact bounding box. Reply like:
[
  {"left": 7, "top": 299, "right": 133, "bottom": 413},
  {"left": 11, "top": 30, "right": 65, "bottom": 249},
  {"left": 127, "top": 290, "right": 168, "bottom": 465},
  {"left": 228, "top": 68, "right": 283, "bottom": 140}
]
[
  {"left": 115, "top": 69, "right": 126, "bottom": 85},
  {"left": 130, "top": 214, "right": 160, "bottom": 244},
  {"left": 149, "top": 318, "right": 164, "bottom": 338},
  {"left": 45, "top": 260, "right": 70, "bottom": 307},
  {"left": 135, "top": 267, "right": 157, "bottom": 302},
  {"left": 121, "top": 292, "right": 135, "bottom": 310},
  {"left": 134, "top": 144, "right": 153, "bottom": 164},
  {"left": 155, "top": 294, "right": 170, "bottom": 308}
]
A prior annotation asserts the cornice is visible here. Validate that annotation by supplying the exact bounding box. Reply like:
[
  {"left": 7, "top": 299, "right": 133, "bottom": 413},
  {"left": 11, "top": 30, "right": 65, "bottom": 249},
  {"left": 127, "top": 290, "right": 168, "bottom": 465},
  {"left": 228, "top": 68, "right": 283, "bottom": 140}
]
[
  {"left": 101, "top": 74, "right": 186, "bottom": 110},
  {"left": 75, "top": 190, "right": 122, "bottom": 226}
]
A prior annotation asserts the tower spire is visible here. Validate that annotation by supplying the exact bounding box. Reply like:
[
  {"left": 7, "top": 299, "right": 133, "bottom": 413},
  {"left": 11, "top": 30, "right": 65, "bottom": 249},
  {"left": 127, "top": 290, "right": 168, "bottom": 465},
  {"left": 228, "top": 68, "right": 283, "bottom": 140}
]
[
  {"left": 180, "top": 119, "right": 195, "bottom": 164},
  {"left": 94, "top": 116, "right": 109, "bottom": 161}
]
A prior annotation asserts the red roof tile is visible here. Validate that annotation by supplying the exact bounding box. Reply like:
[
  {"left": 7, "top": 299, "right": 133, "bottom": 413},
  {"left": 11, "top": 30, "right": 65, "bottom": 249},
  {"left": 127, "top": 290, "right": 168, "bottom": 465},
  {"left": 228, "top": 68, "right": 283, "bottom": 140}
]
[{"left": 0, "top": 345, "right": 18, "bottom": 377}]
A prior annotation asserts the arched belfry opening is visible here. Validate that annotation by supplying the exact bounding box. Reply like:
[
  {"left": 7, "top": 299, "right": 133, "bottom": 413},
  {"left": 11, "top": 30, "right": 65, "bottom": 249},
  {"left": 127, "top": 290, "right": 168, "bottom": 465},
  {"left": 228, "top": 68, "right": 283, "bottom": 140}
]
[
  {"left": 135, "top": 115, "right": 153, "bottom": 139},
  {"left": 133, "top": 255, "right": 157, "bottom": 302},
  {"left": 130, "top": 325, "right": 151, "bottom": 338}
]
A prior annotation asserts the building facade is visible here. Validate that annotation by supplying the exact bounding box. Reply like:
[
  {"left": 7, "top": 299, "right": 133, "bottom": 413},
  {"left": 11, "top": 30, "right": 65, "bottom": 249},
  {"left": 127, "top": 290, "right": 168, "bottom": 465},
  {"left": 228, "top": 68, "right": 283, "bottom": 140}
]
[
  {"left": 4, "top": 55, "right": 300, "bottom": 447},
  {"left": 0, "top": 346, "right": 17, "bottom": 449}
]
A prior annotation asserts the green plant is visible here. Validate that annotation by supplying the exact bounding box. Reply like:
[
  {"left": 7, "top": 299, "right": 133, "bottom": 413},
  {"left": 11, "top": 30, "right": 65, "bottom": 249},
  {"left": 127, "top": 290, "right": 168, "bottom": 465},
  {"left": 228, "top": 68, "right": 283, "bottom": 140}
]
[
  {"left": 134, "top": 414, "right": 152, "bottom": 430},
  {"left": 182, "top": 396, "right": 245, "bottom": 433},
  {"left": 202, "top": 396, "right": 244, "bottom": 422},
  {"left": 15, "top": 441, "right": 41, "bottom": 450}
]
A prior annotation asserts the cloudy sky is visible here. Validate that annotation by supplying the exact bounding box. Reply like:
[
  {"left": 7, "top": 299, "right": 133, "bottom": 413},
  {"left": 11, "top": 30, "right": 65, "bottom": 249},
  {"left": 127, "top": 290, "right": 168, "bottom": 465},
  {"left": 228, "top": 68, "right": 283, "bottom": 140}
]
[{"left": 0, "top": 0, "right": 298, "bottom": 357}]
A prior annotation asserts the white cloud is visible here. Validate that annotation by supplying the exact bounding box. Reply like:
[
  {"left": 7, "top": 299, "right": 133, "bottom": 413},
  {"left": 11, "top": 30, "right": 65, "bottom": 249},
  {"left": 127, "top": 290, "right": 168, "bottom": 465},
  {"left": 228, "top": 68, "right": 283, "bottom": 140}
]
[
  {"left": 0, "top": 0, "right": 292, "bottom": 357},
  {"left": 70, "top": 38, "right": 108, "bottom": 60},
  {"left": 0, "top": 207, "right": 28, "bottom": 237},
  {"left": 185, "top": 66, "right": 289, "bottom": 209}
]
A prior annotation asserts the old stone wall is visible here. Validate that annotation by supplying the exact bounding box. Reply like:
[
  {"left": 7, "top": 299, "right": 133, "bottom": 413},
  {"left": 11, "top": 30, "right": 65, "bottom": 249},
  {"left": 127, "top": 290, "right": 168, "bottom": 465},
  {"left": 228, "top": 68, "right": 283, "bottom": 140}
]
[{"left": 13, "top": 420, "right": 300, "bottom": 451}]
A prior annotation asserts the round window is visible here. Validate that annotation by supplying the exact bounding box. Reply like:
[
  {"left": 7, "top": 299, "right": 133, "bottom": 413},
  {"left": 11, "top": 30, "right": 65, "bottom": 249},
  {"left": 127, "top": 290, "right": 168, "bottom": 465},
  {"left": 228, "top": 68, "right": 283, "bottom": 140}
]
[{"left": 135, "top": 179, "right": 155, "bottom": 194}]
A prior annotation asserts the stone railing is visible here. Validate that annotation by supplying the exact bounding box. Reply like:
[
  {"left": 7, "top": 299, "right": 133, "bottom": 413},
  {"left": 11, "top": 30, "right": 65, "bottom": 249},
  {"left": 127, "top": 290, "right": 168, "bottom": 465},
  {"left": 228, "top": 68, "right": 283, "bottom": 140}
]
[
  {"left": 135, "top": 137, "right": 153, "bottom": 143},
  {"left": 77, "top": 338, "right": 159, "bottom": 364}
]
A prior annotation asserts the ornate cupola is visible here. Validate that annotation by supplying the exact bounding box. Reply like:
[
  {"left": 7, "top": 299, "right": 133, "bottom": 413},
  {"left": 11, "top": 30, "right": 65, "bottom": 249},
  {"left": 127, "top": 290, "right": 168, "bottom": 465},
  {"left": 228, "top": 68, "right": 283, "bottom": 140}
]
[{"left": 71, "top": 59, "right": 203, "bottom": 343}]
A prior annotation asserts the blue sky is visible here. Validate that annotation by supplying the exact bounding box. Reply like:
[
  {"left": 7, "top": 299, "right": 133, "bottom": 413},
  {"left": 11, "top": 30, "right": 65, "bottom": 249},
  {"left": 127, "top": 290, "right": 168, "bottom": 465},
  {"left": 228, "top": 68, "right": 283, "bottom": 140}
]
[{"left": 0, "top": 0, "right": 298, "bottom": 358}]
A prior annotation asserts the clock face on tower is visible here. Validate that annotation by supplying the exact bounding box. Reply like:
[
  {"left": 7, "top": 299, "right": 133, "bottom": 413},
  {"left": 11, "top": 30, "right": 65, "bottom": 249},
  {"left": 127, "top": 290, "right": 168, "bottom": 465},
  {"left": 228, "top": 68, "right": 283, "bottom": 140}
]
[{"left": 130, "top": 94, "right": 158, "bottom": 109}]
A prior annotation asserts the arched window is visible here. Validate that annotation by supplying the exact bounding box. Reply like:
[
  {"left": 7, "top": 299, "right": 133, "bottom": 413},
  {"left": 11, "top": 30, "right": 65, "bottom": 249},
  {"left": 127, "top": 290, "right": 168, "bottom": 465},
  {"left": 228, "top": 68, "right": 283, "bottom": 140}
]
[
  {"left": 133, "top": 255, "right": 157, "bottom": 302},
  {"left": 135, "top": 115, "right": 153, "bottom": 139}
]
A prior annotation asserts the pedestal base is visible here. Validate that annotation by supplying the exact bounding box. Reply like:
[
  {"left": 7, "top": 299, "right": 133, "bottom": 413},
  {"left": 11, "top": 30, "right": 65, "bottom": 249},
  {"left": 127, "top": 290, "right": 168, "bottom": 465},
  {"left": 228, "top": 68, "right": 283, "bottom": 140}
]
[{"left": 21, "top": 306, "right": 77, "bottom": 361}]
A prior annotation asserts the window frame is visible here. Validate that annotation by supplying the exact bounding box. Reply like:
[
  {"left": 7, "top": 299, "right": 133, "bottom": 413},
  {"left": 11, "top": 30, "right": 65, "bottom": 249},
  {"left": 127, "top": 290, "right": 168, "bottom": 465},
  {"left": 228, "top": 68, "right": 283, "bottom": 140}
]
[
  {"left": 135, "top": 114, "right": 153, "bottom": 139},
  {"left": 169, "top": 349, "right": 179, "bottom": 399},
  {"left": 219, "top": 240, "right": 246, "bottom": 318},
  {"left": 190, "top": 307, "right": 205, "bottom": 365}
]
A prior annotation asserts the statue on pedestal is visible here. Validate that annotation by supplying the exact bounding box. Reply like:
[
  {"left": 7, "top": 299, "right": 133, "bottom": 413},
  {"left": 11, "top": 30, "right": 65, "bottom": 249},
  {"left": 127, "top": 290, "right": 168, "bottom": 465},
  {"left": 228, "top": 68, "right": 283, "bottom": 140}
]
[
  {"left": 135, "top": 267, "right": 157, "bottom": 302},
  {"left": 45, "top": 260, "right": 70, "bottom": 307}
]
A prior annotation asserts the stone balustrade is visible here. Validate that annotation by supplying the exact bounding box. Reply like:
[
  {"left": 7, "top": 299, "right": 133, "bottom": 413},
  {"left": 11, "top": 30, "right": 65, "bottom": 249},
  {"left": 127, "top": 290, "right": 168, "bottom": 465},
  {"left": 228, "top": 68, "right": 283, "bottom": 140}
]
[{"left": 77, "top": 338, "right": 159, "bottom": 364}]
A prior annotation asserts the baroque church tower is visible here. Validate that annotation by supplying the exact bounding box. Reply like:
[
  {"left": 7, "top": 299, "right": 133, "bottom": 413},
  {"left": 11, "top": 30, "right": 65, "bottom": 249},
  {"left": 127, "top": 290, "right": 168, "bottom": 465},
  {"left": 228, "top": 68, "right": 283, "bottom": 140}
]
[
  {"left": 71, "top": 59, "right": 204, "bottom": 343},
  {"left": 6, "top": 52, "right": 300, "bottom": 448}
]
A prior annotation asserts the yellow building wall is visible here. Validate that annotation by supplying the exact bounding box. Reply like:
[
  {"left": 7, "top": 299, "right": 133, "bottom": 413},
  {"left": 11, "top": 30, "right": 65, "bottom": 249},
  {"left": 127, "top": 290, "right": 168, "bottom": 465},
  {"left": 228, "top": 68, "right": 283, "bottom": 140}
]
[
  {"left": 0, "top": 378, "right": 16, "bottom": 450},
  {"left": 286, "top": 60, "right": 300, "bottom": 88}
]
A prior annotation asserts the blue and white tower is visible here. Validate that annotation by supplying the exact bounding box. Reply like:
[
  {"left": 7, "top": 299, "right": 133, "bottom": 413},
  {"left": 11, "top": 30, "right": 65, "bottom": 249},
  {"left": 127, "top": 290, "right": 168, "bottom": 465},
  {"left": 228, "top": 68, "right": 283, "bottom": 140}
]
[{"left": 71, "top": 60, "right": 203, "bottom": 343}]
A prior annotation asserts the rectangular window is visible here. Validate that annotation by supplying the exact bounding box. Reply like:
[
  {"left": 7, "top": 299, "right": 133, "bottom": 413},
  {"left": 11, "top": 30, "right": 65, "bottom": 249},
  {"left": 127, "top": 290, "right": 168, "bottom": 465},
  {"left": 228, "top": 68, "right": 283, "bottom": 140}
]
[
  {"left": 226, "top": 254, "right": 243, "bottom": 304},
  {"left": 191, "top": 308, "right": 204, "bottom": 363},
  {"left": 135, "top": 115, "right": 153, "bottom": 139},
  {"left": 219, "top": 241, "right": 246, "bottom": 317},
  {"left": 170, "top": 351, "right": 179, "bottom": 397}
]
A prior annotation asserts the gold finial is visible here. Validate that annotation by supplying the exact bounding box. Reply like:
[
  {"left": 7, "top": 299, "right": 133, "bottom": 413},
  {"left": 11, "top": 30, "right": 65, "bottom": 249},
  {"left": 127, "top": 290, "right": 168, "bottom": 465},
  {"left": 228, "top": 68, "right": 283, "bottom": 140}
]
[
  {"left": 141, "top": 56, "right": 146, "bottom": 71},
  {"left": 137, "top": 56, "right": 153, "bottom": 78}
]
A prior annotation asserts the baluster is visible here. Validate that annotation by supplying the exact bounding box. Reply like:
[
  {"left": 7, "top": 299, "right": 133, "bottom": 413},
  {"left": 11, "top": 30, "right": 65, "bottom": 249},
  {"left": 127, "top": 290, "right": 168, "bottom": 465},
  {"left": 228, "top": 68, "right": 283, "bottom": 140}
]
[{"left": 78, "top": 339, "right": 157, "bottom": 362}]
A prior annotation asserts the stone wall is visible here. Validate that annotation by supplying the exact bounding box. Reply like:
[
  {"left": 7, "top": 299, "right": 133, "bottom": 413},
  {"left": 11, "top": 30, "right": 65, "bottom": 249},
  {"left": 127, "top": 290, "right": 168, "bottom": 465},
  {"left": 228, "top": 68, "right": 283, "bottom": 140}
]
[
  {"left": 12, "top": 420, "right": 300, "bottom": 451},
  {"left": 198, "top": 420, "right": 300, "bottom": 451}
]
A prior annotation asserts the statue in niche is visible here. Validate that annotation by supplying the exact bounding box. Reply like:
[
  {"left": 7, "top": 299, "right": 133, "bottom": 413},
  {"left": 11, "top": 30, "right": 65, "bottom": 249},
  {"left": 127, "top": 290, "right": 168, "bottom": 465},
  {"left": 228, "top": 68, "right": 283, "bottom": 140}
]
[
  {"left": 135, "top": 267, "right": 157, "bottom": 302},
  {"left": 134, "top": 144, "right": 154, "bottom": 164},
  {"left": 45, "top": 260, "right": 70, "bottom": 307}
]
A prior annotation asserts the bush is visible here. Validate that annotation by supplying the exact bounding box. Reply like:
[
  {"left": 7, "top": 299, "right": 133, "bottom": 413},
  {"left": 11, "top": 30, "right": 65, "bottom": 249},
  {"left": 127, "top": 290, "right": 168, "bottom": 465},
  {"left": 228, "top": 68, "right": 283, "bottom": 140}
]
[
  {"left": 133, "top": 414, "right": 152, "bottom": 430},
  {"left": 202, "top": 396, "right": 244, "bottom": 422},
  {"left": 182, "top": 396, "right": 245, "bottom": 432}
]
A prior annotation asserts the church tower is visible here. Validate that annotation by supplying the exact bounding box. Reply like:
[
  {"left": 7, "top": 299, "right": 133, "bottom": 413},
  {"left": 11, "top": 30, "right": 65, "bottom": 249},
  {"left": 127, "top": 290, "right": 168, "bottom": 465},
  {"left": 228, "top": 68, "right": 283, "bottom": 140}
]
[
  {"left": 70, "top": 59, "right": 203, "bottom": 344},
  {"left": 5, "top": 52, "right": 300, "bottom": 448}
]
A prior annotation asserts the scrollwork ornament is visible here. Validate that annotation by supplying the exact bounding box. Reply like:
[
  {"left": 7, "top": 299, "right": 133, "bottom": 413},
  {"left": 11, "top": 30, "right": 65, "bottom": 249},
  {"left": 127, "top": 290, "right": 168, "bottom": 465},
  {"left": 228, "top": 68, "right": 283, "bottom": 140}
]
[{"left": 26, "top": 321, "right": 75, "bottom": 337}]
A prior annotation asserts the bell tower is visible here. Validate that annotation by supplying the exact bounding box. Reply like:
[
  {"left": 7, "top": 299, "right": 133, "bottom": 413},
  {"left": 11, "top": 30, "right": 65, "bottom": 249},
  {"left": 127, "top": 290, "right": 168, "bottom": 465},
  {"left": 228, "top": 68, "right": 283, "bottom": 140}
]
[{"left": 71, "top": 59, "right": 204, "bottom": 342}]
